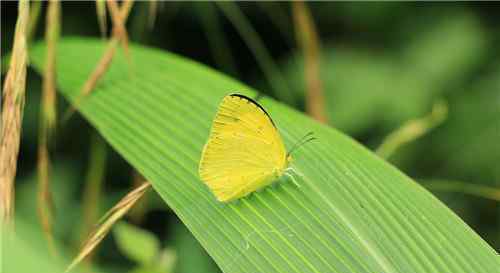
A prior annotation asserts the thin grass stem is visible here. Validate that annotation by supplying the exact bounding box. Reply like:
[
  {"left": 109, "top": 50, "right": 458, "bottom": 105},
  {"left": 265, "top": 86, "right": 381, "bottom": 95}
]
[
  {"left": 376, "top": 100, "right": 448, "bottom": 159},
  {"left": 216, "top": 2, "right": 293, "bottom": 103},
  {"left": 292, "top": 1, "right": 327, "bottom": 123}
]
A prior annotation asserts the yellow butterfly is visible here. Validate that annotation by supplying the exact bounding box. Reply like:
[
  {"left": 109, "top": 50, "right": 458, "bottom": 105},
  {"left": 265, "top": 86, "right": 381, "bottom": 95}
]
[{"left": 199, "top": 94, "right": 313, "bottom": 202}]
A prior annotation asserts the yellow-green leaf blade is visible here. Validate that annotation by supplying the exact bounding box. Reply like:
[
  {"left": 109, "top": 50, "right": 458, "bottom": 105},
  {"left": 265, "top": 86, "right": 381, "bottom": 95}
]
[{"left": 29, "top": 38, "right": 499, "bottom": 273}]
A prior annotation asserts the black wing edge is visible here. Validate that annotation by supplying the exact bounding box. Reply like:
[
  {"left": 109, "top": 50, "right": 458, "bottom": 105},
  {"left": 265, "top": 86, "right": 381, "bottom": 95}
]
[{"left": 229, "top": 93, "right": 276, "bottom": 127}]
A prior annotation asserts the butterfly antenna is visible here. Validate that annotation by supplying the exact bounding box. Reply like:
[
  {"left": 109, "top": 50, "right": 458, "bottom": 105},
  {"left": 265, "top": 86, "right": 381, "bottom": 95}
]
[{"left": 287, "top": 132, "right": 317, "bottom": 157}]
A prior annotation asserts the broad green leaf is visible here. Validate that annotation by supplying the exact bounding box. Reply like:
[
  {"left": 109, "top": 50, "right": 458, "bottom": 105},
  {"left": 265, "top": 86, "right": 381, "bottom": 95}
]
[
  {"left": 114, "top": 221, "right": 160, "bottom": 265},
  {"left": 30, "top": 38, "right": 499, "bottom": 273}
]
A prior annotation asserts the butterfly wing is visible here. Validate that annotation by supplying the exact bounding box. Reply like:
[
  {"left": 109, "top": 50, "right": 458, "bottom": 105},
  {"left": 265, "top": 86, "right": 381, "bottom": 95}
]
[{"left": 199, "top": 94, "right": 288, "bottom": 202}]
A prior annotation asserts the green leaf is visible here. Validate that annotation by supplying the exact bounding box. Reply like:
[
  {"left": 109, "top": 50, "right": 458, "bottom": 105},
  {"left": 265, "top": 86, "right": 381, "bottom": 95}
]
[
  {"left": 128, "top": 267, "right": 165, "bottom": 273},
  {"left": 30, "top": 38, "right": 499, "bottom": 273},
  {"left": 114, "top": 221, "right": 161, "bottom": 265},
  {"left": 157, "top": 248, "right": 177, "bottom": 273}
]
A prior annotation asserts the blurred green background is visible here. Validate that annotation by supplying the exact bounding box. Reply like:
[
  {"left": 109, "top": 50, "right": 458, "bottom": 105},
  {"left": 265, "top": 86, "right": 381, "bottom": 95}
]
[{"left": 1, "top": 2, "right": 499, "bottom": 273}]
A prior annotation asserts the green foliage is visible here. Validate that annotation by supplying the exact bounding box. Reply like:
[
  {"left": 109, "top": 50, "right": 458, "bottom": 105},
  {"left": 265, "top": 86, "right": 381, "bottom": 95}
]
[
  {"left": 402, "top": 12, "right": 485, "bottom": 91},
  {"left": 421, "top": 179, "right": 500, "bottom": 202},
  {"left": 5, "top": 219, "right": 105, "bottom": 273},
  {"left": 283, "top": 13, "right": 486, "bottom": 135},
  {"left": 113, "top": 221, "right": 176, "bottom": 273},
  {"left": 425, "top": 66, "right": 500, "bottom": 182},
  {"left": 171, "top": 220, "right": 221, "bottom": 273},
  {"left": 376, "top": 100, "right": 448, "bottom": 159},
  {"left": 29, "top": 38, "right": 499, "bottom": 273},
  {"left": 16, "top": 162, "right": 82, "bottom": 243},
  {"left": 114, "top": 221, "right": 161, "bottom": 266},
  {"left": 217, "top": 2, "right": 292, "bottom": 103}
]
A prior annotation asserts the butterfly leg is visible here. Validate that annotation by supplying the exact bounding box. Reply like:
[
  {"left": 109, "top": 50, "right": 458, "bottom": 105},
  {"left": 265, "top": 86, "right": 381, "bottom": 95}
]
[
  {"left": 287, "top": 166, "right": 305, "bottom": 178},
  {"left": 284, "top": 168, "right": 301, "bottom": 188}
]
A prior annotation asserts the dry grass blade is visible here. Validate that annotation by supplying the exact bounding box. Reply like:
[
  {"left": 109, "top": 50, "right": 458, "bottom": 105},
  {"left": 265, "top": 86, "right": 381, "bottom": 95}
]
[
  {"left": 106, "top": 0, "right": 132, "bottom": 58},
  {"left": 41, "top": 0, "right": 60, "bottom": 136},
  {"left": 63, "top": 0, "right": 134, "bottom": 122},
  {"left": 376, "top": 100, "right": 448, "bottom": 159},
  {"left": 256, "top": 2, "right": 294, "bottom": 46},
  {"left": 37, "top": 142, "right": 57, "bottom": 255},
  {"left": 128, "top": 171, "right": 149, "bottom": 223},
  {"left": 66, "top": 182, "right": 151, "bottom": 273},
  {"left": 148, "top": 0, "right": 158, "bottom": 29},
  {"left": 0, "top": 0, "right": 29, "bottom": 227},
  {"left": 217, "top": 2, "right": 292, "bottom": 102},
  {"left": 26, "top": 0, "right": 41, "bottom": 45},
  {"left": 79, "top": 134, "right": 107, "bottom": 265},
  {"left": 292, "top": 1, "right": 327, "bottom": 123},
  {"left": 62, "top": 38, "right": 119, "bottom": 122},
  {"left": 95, "top": 0, "right": 107, "bottom": 39},
  {"left": 37, "top": 1, "right": 61, "bottom": 255},
  {"left": 196, "top": 3, "right": 238, "bottom": 77}
]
